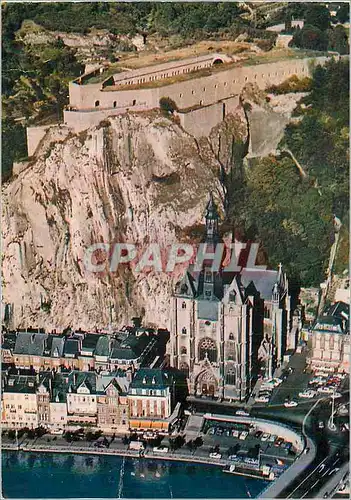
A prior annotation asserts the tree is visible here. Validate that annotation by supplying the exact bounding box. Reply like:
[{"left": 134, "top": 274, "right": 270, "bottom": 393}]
[
  {"left": 290, "top": 24, "right": 328, "bottom": 51},
  {"left": 304, "top": 4, "right": 331, "bottom": 31},
  {"left": 193, "top": 437, "right": 203, "bottom": 449},
  {"left": 328, "top": 25, "right": 349, "bottom": 54},
  {"left": 336, "top": 4, "right": 349, "bottom": 24},
  {"left": 159, "top": 97, "right": 178, "bottom": 115}
]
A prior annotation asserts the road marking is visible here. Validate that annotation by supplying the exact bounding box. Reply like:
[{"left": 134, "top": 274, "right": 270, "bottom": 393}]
[
  {"left": 300, "top": 478, "right": 321, "bottom": 499},
  {"left": 287, "top": 456, "right": 329, "bottom": 498}
]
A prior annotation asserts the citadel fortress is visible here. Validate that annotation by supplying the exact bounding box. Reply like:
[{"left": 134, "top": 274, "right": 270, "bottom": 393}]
[{"left": 26, "top": 49, "right": 332, "bottom": 156}]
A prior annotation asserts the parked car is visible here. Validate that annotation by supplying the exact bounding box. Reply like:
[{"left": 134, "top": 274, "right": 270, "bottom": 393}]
[
  {"left": 284, "top": 400, "right": 298, "bottom": 408},
  {"left": 208, "top": 427, "right": 216, "bottom": 435},
  {"left": 318, "top": 421, "right": 325, "bottom": 429},
  {"left": 255, "top": 396, "right": 270, "bottom": 403},
  {"left": 274, "top": 437, "right": 284, "bottom": 447},
  {"left": 235, "top": 410, "right": 250, "bottom": 417},
  {"left": 232, "top": 430, "right": 240, "bottom": 438},
  {"left": 304, "top": 447, "right": 310, "bottom": 454},
  {"left": 298, "top": 390, "right": 316, "bottom": 399},
  {"left": 50, "top": 428, "right": 64, "bottom": 435},
  {"left": 268, "top": 434, "right": 277, "bottom": 442},
  {"left": 224, "top": 429, "right": 231, "bottom": 437},
  {"left": 261, "top": 433, "right": 270, "bottom": 442},
  {"left": 153, "top": 447, "right": 169, "bottom": 453},
  {"left": 255, "top": 431, "right": 263, "bottom": 439},
  {"left": 215, "top": 427, "right": 224, "bottom": 435},
  {"left": 317, "top": 386, "right": 334, "bottom": 394},
  {"left": 331, "top": 392, "right": 342, "bottom": 399},
  {"left": 209, "top": 452, "right": 222, "bottom": 459},
  {"left": 239, "top": 431, "right": 248, "bottom": 440}
]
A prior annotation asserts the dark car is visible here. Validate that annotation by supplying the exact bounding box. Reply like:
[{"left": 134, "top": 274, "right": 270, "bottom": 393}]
[{"left": 255, "top": 431, "right": 263, "bottom": 439}]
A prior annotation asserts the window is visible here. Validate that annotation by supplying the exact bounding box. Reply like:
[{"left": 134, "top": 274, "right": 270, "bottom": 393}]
[
  {"left": 122, "top": 420, "right": 126, "bottom": 425},
  {"left": 95, "top": 100, "right": 100, "bottom": 107},
  {"left": 132, "top": 100, "right": 136, "bottom": 106},
  {"left": 179, "top": 362, "right": 189, "bottom": 378},
  {"left": 226, "top": 368, "right": 236, "bottom": 385},
  {"left": 179, "top": 93, "right": 183, "bottom": 98},
  {"left": 182, "top": 327, "right": 187, "bottom": 335},
  {"left": 192, "top": 90, "right": 195, "bottom": 95},
  {"left": 182, "top": 302, "right": 186, "bottom": 309},
  {"left": 113, "top": 101, "right": 117, "bottom": 108},
  {"left": 181, "top": 346, "right": 187, "bottom": 355},
  {"left": 198, "top": 338, "right": 217, "bottom": 363},
  {"left": 229, "top": 333, "right": 234, "bottom": 341}
]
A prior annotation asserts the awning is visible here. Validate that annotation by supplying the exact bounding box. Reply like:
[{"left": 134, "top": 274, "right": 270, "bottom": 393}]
[{"left": 129, "top": 419, "right": 169, "bottom": 430}]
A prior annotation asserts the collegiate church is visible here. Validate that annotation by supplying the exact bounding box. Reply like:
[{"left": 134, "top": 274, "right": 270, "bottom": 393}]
[{"left": 170, "top": 194, "right": 296, "bottom": 402}]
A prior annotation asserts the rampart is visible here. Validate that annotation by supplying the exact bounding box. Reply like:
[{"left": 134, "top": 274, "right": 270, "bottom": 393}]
[{"left": 27, "top": 53, "right": 333, "bottom": 151}]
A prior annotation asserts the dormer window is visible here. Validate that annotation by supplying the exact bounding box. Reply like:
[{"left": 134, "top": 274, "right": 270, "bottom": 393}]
[
  {"left": 152, "top": 377, "right": 156, "bottom": 385},
  {"left": 142, "top": 377, "right": 147, "bottom": 384}
]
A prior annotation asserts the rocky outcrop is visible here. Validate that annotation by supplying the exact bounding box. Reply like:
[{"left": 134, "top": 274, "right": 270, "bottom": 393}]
[
  {"left": 3, "top": 82, "right": 305, "bottom": 331},
  {"left": 3, "top": 112, "right": 233, "bottom": 331}
]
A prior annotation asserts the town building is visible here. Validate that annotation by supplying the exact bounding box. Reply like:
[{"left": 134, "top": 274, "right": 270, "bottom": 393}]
[
  {"left": 127, "top": 368, "right": 184, "bottom": 434},
  {"left": 307, "top": 301, "right": 349, "bottom": 372},
  {"left": 96, "top": 373, "right": 130, "bottom": 434},
  {"left": 170, "top": 195, "right": 295, "bottom": 402},
  {"left": 1, "top": 370, "right": 131, "bottom": 434},
  {"left": 2, "top": 375, "right": 39, "bottom": 429},
  {"left": 3, "top": 328, "right": 159, "bottom": 374}
]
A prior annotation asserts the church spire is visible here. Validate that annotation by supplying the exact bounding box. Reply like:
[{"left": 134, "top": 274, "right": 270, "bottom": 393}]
[{"left": 204, "top": 192, "right": 219, "bottom": 244}]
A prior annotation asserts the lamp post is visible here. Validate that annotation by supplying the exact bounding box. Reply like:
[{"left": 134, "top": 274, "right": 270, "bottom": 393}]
[{"left": 328, "top": 388, "right": 337, "bottom": 431}]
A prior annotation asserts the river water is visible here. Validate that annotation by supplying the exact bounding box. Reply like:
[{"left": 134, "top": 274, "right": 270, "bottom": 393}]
[{"left": 2, "top": 451, "right": 268, "bottom": 498}]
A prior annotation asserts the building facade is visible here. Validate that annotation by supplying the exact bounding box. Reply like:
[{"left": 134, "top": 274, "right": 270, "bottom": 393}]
[
  {"left": 307, "top": 302, "right": 350, "bottom": 372},
  {"left": 170, "top": 195, "right": 294, "bottom": 401}
]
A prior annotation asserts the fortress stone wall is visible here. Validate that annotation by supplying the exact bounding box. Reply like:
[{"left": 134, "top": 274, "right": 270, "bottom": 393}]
[{"left": 27, "top": 54, "right": 332, "bottom": 151}]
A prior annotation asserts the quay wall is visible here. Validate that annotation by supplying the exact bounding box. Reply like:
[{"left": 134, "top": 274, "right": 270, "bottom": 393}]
[{"left": 27, "top": 125, "right": 52, "bottom": 157}]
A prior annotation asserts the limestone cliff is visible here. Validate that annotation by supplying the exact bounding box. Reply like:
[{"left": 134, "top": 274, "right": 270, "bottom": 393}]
[
  {"left": 3, "top": 112, "right": 242, "bottom": 331},
  {"left": 2, "top": 88, "right": 304, "bottom": 331}
]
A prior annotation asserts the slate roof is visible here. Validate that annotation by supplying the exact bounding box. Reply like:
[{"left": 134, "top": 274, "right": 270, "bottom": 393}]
[
  {"left": 81, "top": 334, "right": 100, "bottom": 354},
  {"left": 240, "top": 269, "right": 279, "bottom": 301},
  {"left": 14, "top": 332, "right": 49, "bottom": 356},
  {"left": 130, "top": 369, "right": 175, "bottom": 390},
  {"left": 51, "top": 336, "right": 65, "bottom": 357},
  {"left": 96, "top": 373, "right": 130, "bottom": 395},
  {"left": 95, "top": 335, "right": 110, "bottom": 357},
  {"left": 64, "top": 338, "right": 80, "bottom": 356},
  {"left": 313, "top": 315, "right": 345, "bottom": 334},
  {"left": 110, "top": 333, "right": 154, "bottom": 361},
  {"left": 197, "top": 300, "right": 219, "bottom": 321},
  {"left": 2, "top": 333, "right": 17, "bottom": 351},
  {"left": 327, "top": 301, "right": 349, "bottom": 321},
  {"left": 52, "top": 373, "right": 68, "bottom": 403},
  {"left": 4, "top": 375, "right": 37, "bottom": 393},
  {"left": 66, "top": 370, "right": 97, "bottom": 394}
]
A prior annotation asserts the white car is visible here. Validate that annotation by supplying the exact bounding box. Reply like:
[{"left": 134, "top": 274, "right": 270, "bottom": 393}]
[
  {"left": 261, "top": 433, "right": 270, "bottom": 442},
  {"left": 255, "top": 396, "right": 270, "bottom": 403},
  {"left": 317, "top": 386, "right": 334, "bottom": 394},
  {"left": 235, "top": 410, "right": 250, "bottom": 416},
  {"left": 232, "top": 429, "right": 240, "bottom": 438},
  {"left": 209, "top": 453, "right": 222, "bottom": 459},
  {"left": 153, "top": 447, "right": 169, "bottom": 453},
  {"left": 50, "top": 428, "right": 64, "bottom": 435},
  {"left": 239, "top": 431, "right": 248, "bottom": 440},
  {"left": 284, "top": 400, "right": 298, "bottom": 408},
  {"left": 298, "top": 390, "right": 316, "bottom": 399},
  {"left": 272, "top": 378, "right": 283, "bottom": 386},
  {"left": 331, "top": 392, "right": 342, "bottom": 399}
]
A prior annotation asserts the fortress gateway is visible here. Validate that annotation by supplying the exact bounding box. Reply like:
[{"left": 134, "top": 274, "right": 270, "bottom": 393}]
[{"left": 27, "top": 51, "right": 331, "bottom": 156}]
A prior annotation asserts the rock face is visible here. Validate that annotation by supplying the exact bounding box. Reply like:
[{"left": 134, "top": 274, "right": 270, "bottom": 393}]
[
  {"left": 3, "top": 86, "right": 303, "bottom": 331},
  {"left": 3, "top": 112, "right": 244, "bottom": 331}
]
